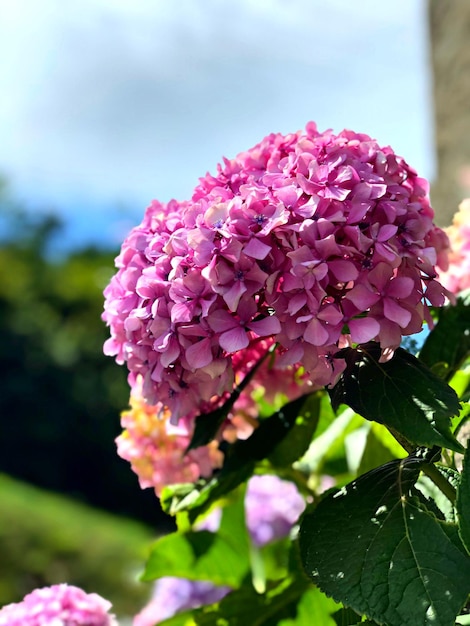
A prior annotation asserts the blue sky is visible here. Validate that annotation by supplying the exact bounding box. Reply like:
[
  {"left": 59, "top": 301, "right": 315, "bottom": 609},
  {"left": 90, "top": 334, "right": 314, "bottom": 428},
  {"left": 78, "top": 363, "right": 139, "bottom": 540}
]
[{"left": 0, "top": 0, "right": 434, "bottom": 250}]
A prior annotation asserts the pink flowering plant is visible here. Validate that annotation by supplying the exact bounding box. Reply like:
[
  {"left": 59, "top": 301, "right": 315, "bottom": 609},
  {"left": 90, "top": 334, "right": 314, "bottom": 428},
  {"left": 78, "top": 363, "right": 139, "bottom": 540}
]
[
  {"left": 0, "top": 584, "right": 118, "bottom": 626},
  {"left": 102, "top": 124, "right": 470, "bottom": 626}
]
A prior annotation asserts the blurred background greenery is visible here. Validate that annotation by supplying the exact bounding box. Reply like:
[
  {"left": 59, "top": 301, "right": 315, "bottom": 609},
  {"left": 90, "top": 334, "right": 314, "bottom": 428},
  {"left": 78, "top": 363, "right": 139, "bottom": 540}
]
[{"left": 0, "top": 181, "right": 174, "bottom": 615}]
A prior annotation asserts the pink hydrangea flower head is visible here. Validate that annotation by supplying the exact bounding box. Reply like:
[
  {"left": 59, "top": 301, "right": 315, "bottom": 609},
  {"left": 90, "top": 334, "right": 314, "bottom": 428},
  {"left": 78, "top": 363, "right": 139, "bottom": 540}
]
[
  {"left": 103, "top": 123, "right": 449, "bottom": 427},
  {"left": 438, "top": 199, "right": 470, "bottom": 294},
  {"left": 0, "top": 584, "right": 118, "bottom": 626},
  {"left": 116, "top": 378, "right": 224, "bottom": 496}
]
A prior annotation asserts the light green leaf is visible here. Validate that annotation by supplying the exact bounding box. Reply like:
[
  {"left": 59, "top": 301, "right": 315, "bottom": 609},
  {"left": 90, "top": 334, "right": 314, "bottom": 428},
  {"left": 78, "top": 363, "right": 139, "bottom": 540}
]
[
  {"left": 143, "top": 488, "right": 250, "bottom": 586},
  {"left": 457, "top": 442, "right": 470, "bottom": 554}
]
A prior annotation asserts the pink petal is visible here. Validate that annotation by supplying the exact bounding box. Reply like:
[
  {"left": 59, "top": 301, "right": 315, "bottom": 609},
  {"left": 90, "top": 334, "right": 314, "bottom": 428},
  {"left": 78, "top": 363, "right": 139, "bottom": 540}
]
[
  {"left": 208, "top": 309, "right": 237, "bottom": 333},
  {"left": 383, "top": 298, "right": 412, "bottom": 328},
  {"left": 243, "top": 238, "right": 272, "bottom": 260},
  {"left": 368, "top": 262, "right": 393, "bottom": 290},
  {"left": 345, "top": 284, "right": 381, "bottom": 310},
  {"left": 378, "top": 318, "right": 402, "bottom": 349},
  {"left": 323, "top": 186, "right": 350, "bottom": 201},
  {"left": 160, "top": 338, "right": 180, "bottom": 367},
  {"left": 328, "top": 260, "right": 359, "bottom": 282},
  {"left": 317, "top": 305, "right": 344, "bottom": 325},
  {"left": 223, "top": 281, "right": 247, "bottom": 312},
  {"left": 248, "top": 315, "right": 281, "bottom": 337},
  {"left": 186, "top": 338, "right": 213, "bottom": 369},
  {"left": 303, "top": 318, "right": 330, "bottom": 346},
  {"left": 219, "top": 327, "right": 249, "bottom": 353},
  {"left": 386, "top": 277, "right": 414, "bottom": 299},
  {"left": 277, "top": 343, "right": 305, "bottom": 367},
  {"left": 348, "top": 317, "right": 380, "bottom": 343},
  {"left": 377, "top": 224, "right": 398, "bottom": 241},
  {"left": 287, "top": 293, "right": 307, "bottom": 315}
]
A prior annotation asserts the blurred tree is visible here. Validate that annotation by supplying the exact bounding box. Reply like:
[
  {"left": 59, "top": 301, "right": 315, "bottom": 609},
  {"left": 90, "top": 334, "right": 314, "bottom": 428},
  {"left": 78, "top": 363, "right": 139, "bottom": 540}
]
[{"left": 0, "top": 185, "right": 172, "bottom": 530}]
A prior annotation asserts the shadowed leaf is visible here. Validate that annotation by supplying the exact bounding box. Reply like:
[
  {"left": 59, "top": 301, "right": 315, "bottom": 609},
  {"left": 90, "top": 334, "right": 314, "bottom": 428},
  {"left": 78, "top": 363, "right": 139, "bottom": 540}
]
[
  {"left": 329, "top": 343, "right": 463, "bottom": 453},
  {"left": 299, "top": 454, "right": 470, "bottom": 626}
]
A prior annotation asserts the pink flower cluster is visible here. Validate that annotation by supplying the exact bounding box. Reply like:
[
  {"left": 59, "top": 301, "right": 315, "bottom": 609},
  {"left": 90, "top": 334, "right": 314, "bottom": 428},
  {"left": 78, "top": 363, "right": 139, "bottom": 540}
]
[
  {"left": 103, "top": 122, "right": 449, "bottom": 426},
  {"left": 0, "top": 584, "right": 118, "bottom": 626},
  {"left": 117, "top": 378, "right": 224, "bottom": 496},
  {"left": 438, "top": 199, "right": 470, "bottom": 294}
]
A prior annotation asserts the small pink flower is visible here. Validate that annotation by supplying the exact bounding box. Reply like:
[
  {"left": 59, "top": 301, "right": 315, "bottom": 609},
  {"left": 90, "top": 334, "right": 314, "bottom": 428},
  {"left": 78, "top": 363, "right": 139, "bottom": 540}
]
[
  {"left": 438, "top": 199, "right": 470, "bottom": 295},
  {"left": 0, "top": 584, "right": 118, "bottom": 626}
]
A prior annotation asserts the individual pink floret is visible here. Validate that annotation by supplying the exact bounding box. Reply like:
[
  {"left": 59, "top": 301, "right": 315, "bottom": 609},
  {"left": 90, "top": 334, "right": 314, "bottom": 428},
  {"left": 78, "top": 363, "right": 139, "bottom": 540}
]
[{"left": 0, "top": 584, "right": 118, "bottom": 626}]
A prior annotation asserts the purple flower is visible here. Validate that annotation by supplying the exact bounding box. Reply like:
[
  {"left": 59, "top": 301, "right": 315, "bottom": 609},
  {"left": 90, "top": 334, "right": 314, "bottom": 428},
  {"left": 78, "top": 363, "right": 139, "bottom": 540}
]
[
  {"left": 133, "top": 475, "right": 306, "bottom": 625},
  {"left": 0, "top": 584, "right": 118, "bottom": 626},
  {"left": 133, "top": 578, "right": 230, "bottom": 626},
  {"left": 245, "top": 474, "right": 306, "bottom": 547}
]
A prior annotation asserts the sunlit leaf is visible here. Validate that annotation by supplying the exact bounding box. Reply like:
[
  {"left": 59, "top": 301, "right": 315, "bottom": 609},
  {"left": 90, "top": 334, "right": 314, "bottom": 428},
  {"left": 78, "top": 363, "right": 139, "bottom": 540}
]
[
  {"left": 162, "top": 394, "right": 313, "bottom": 520},
  {"left": 299, "top": 454, "right": 470, "bottom": 626},
  {"left": 143, "top": 487, "right": 250, "bottom": 586},
  {"left": 457, "top": 442, "right": 470, "bottom": 554},
  {"left": 329, "top": 343, "right": 463, "bottom": 453}
]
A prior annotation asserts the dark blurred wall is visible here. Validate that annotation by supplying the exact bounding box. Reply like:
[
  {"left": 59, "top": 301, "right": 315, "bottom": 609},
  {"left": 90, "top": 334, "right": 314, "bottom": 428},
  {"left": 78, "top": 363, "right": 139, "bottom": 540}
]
[{"left": 429, "top": 0, "right": 470, "bottom": 224}]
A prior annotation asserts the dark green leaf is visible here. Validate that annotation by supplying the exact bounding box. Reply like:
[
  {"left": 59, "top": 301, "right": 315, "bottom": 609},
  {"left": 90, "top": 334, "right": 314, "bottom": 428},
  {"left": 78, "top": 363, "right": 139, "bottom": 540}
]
[
  {"left": 187, "top": 403, "right": 232, "bottom": 452},
  {"left": 419, "top": 292, "right": 470, "bottom": 380},
  {"left": 268, "top": 393, "right": 321, "bottom": 467},
  {"left": 142, "top": 487, "right": 250, "bottom": 586},
  {"left": 330, "top": 343, "right": 463, "bottom": 453},
  {"left": 457, "top": 442, "right": 470, "bottom": 554},
  {"left": 299, "top": 455, "right": 470, "bottom": 626},
  {"left": 331, "top": 606, "right": 364, "bottom": 625},
  {"left": 162, "top": 394, "right": 313, "bottom": 520}
]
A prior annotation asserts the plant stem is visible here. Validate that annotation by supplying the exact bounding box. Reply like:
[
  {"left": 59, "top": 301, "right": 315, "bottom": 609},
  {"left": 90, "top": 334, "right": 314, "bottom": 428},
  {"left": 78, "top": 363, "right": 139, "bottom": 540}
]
[
  {"left": 386, "top": 426, "right": 457, "bottom": 503},
  {"left": 421, "top": 462, "right": 457, "bottom": 504}
]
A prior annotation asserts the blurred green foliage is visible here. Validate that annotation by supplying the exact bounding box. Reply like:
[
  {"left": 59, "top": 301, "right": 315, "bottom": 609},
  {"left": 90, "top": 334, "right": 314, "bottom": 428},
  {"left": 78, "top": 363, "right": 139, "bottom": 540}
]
[
  {"left": 0, "top": 185, "right": 171, "bottom": 528},
  {"left": 0, "top": 473, "right": 154, "bottom": 615}
]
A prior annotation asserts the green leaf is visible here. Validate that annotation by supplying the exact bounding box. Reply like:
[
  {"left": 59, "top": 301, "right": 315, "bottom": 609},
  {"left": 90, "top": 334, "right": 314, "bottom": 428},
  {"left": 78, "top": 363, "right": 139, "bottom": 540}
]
[
  {"left": 159, "top": 578, "right": 311, "bottom": 626},
  {"left": 355, "top": 426, "right": 402, "bottom": 476},
  {"left": 457, "top": 442, "right": 470, "bottom": 554},
  {"left": 162, "top": 394, "right": 313, "bottom": 520},
  {"left": 331, "top": 606, "right": 368, "bottom": 625},
  {"left": 299, "top": 454, "right": 470, "bottom": 626},
  {"left": 329, "top": 342, "right": 463, "bottom": 453},
  {"left": 278, "top": 586, "right": 341, "bottom": 625},
  {"left": 142, "top": 487, "right": 250, "bottom": 586},
  {"left": 268, "top": 392, "right": 321, "bottom": 467},
  {"left": 187, "top": 403, "right": 233, "bottom": 452},
  {"left": 415, "top": 468, "right": 459, "bottom": 524},
  {"left": 419, "top": 292, "right": 470, "bottom": 380}
]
